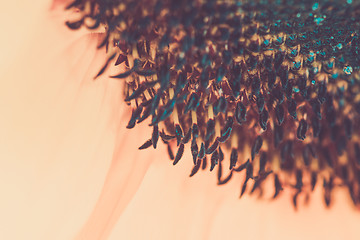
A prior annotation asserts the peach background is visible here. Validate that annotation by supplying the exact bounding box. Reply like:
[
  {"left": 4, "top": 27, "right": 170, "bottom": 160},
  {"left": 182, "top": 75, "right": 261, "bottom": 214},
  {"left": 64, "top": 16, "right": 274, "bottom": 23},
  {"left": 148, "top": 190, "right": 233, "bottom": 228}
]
[{"left": 0, "top": 1, "right": 359, "bottom": 240}]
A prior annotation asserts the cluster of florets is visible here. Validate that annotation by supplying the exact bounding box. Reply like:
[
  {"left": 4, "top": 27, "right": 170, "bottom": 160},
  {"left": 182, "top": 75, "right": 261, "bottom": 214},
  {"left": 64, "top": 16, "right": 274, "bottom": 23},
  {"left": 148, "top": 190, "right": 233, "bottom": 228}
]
[{"left": 65, "top": 0, "right": 360, "bottom": 208}]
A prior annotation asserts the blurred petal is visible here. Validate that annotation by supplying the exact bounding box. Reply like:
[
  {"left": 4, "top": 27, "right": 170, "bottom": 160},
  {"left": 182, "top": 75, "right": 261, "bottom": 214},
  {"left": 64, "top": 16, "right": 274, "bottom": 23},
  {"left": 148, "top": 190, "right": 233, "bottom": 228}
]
[{"left": 0, "top": 1, "right": 153, "bottom": 239}]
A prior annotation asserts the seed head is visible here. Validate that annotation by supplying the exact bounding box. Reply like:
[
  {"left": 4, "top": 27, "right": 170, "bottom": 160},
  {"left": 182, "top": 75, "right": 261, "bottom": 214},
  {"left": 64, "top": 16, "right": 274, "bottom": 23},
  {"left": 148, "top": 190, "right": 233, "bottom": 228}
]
[{"left": 65, "top": 0, "right": 360, "bottom": 208}]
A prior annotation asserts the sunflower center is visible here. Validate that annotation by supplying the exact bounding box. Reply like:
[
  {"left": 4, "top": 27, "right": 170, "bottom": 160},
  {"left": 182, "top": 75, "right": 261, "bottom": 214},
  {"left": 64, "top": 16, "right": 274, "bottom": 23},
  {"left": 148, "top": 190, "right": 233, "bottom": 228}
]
[{"left": 65, "top": 0, "right": 360, "bottom": 208}]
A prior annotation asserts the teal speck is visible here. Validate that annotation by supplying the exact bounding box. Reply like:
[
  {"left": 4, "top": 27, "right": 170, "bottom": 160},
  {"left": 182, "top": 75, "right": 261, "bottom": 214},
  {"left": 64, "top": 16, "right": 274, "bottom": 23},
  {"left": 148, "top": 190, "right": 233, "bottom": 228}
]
[
  {"left": 343, "top": 66, "right": 353, "bottom": 75},
  {"left": 312, "top": 3, "right": 319, "bottom": 11},
  {"left": 314, "top": 16, "right": 325, "bottom": 25},
  {"left": 339, "top": 99, "right": 345, "bottom": 108}
]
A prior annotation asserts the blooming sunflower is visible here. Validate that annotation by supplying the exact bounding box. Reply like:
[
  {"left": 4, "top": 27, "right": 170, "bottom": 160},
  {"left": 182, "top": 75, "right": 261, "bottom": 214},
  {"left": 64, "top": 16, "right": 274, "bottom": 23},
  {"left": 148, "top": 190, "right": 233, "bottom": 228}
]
[{"left": 1, "top": 0, "right": 360, "bottom": 240}]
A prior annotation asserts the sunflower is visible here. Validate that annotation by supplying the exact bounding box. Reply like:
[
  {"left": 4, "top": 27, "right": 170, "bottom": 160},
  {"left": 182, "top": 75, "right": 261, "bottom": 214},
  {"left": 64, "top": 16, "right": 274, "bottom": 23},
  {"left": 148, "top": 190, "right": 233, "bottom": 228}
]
[{"left": 1, "top": 0, "right": 360, "bottom": 240}]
